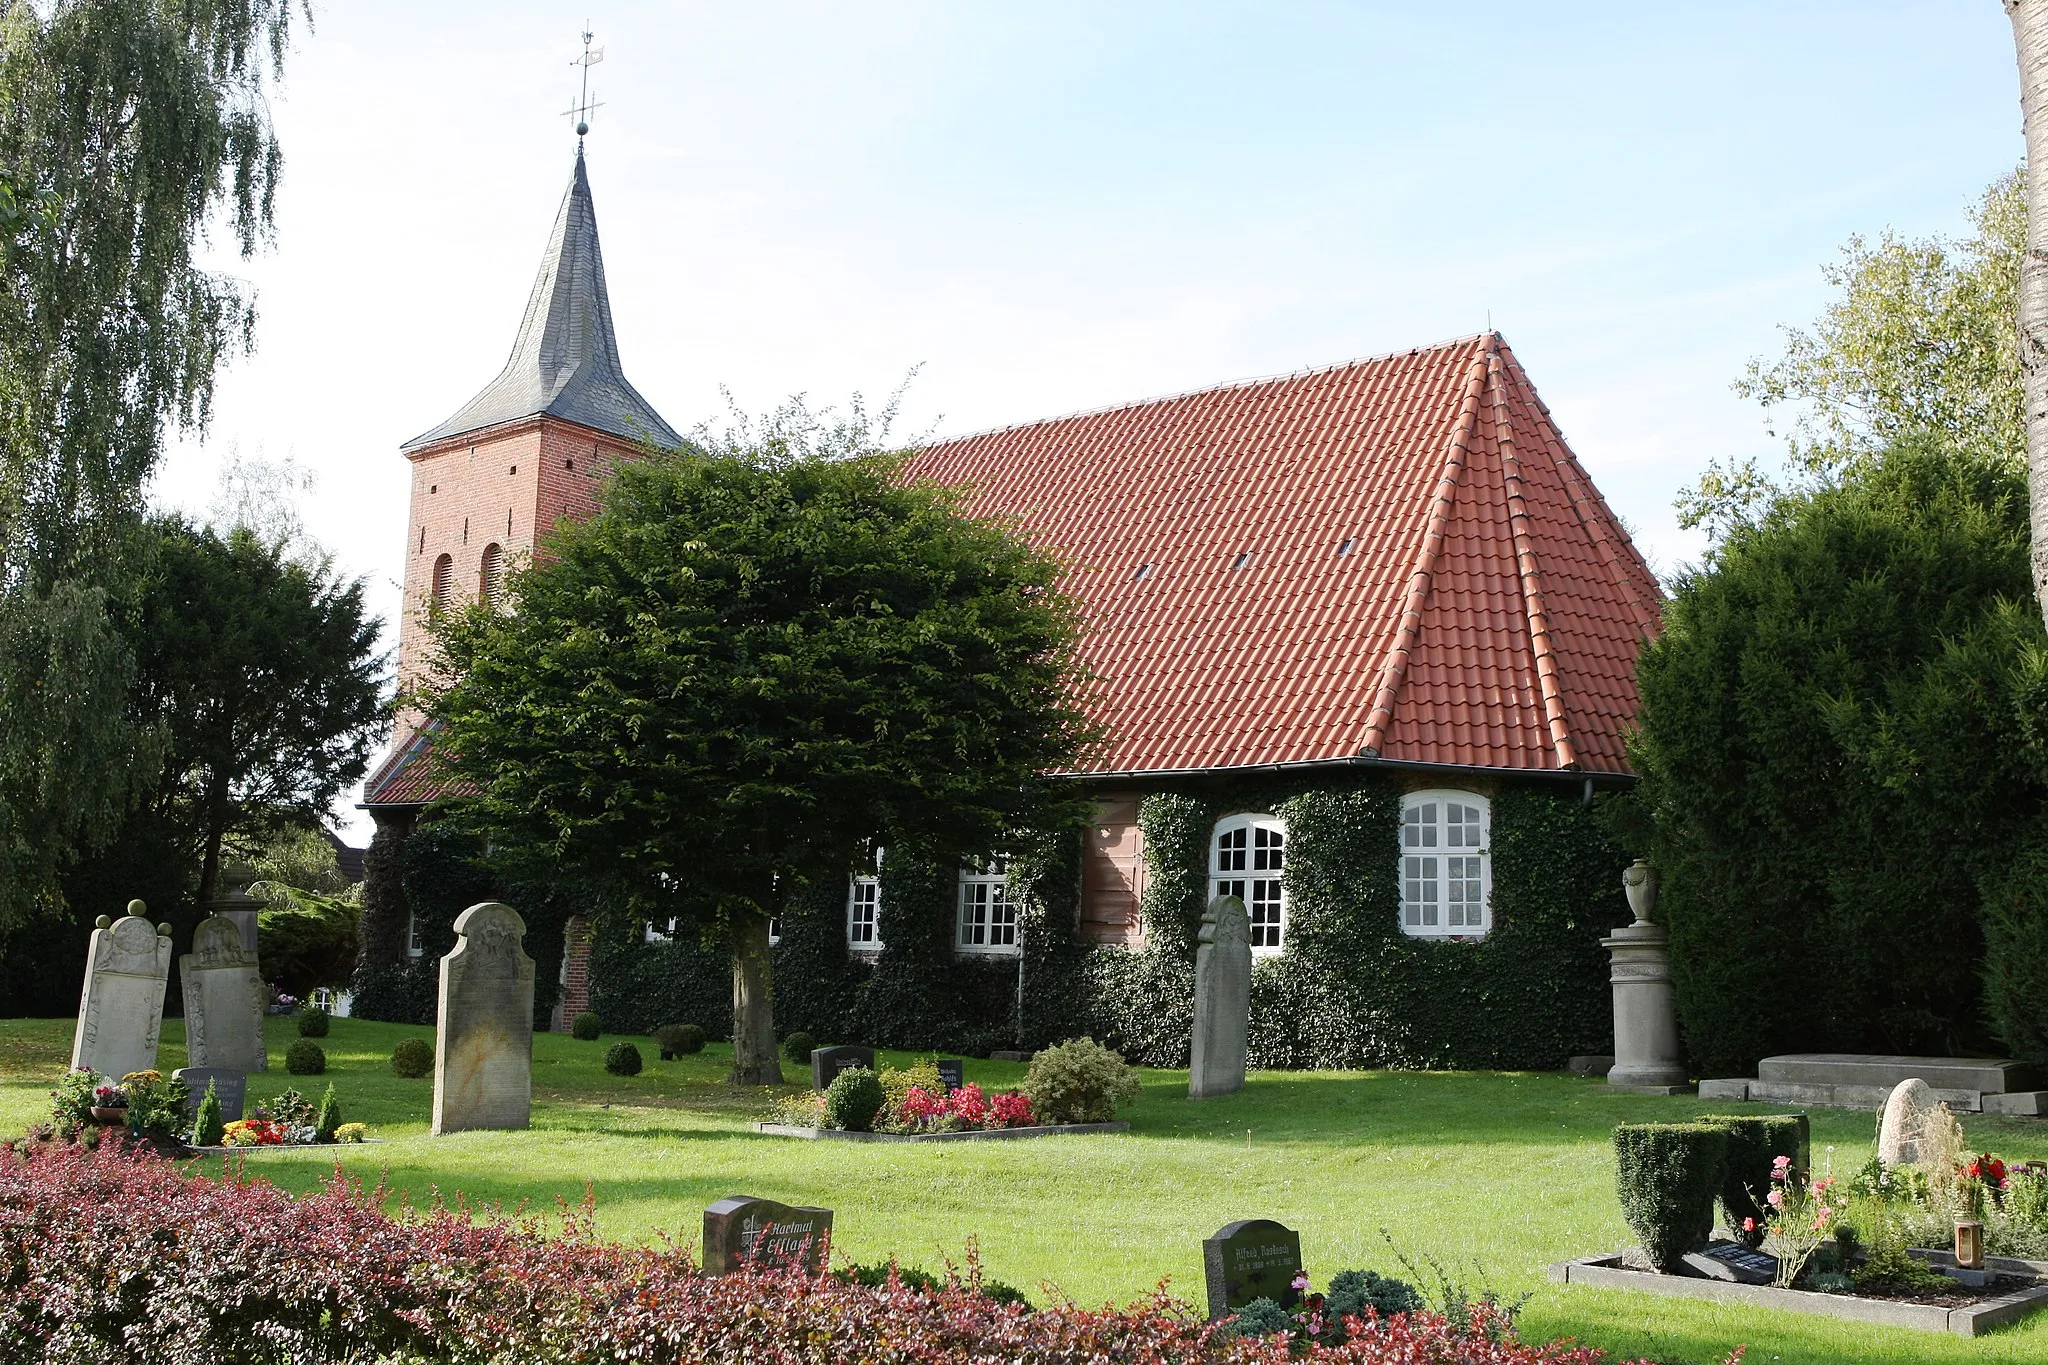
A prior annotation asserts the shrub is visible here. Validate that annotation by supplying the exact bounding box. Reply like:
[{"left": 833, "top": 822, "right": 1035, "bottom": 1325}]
[
  {"left": 604, "top": 1042, "right": 643, "bottom": 1077},
  {"left": 1221, "top": 1297, "right": 1295, "bottom": 1339},
  {"left": 190, "top": 1080, "right": 226, "bottom": 1148},
  {"left": 1024, "top": 1037, "right": 1141, "bottom": 1125},
  {"left": 315, "top": 1086, "right": 342, "bottom": 1144},
  {"left": 1698, "top": 1113, "right": 1806, "bottom": 1230},
  {"left": 297, "top": 1007, "right": 331, "bottom": 1038},
  {"left": 654, "top": 1022, "right": 705, "bottom": 1056},
  {"left": 1613, "top": 1122, "right": 1727, "bottom": 1269},
  {"left": 1325, "top": 1268, "right": 1422, "bottom": 1335},
  {"left": 390, "top": 1037, "right": 434, "bottom": 1079},
  {"left": 284, "top": 1040, "right": 326, "bottom": 1076},
  {"left": 824, "top": 1065, "right": 885, "bottom": 1132},
  {"left": 782, "top": 1030, "right": 816, "bottom": 1065},
  {"left": 1981, "top": 833, "right": 2048, "bottom": 1064},
  {"left": 571, "top": 1011, "right": 602, "bottom": 1041}
]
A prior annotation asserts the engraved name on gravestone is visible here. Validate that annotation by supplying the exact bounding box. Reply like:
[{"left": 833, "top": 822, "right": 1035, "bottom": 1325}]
[
  {"left": 431, "top": 902, "right": 536, "bottom": 1136},
  {"left": 810, "top": 1044, "right": 876, "bottom": 1090},
  {"left": 1203, "top": 1219, "right": 1303, "bottom": 1320},
  {"left": 173, "top": 1067, "right": 248, "bottom": 1122},
  {"left": 71, "top": 900, "right": 173, "bottom": 1082},
  {"left": 933, "top": 1058, "right": 965, "bottom": 1091},
  {"left": 1681, "top": 1240, "right": 1778, "bottom": 1285},
  {"left": 180, "top": 913, "right": 269, "bottom": 1073},
  {"left": 1189, "top": 894, "right": 1252, "bottom": 1100},
  {"left": 701, "top": 1196, "right": 835, "bottom": 1275}
]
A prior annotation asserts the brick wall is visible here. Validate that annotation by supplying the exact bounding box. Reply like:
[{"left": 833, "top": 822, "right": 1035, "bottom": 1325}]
[{"left": 557, "top": 914, "right": 593, "bottom": 1030}]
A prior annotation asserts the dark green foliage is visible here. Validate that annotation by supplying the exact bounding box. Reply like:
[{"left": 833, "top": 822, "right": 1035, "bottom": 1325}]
[
  {"left": 1221, "top": 1299, "right": 1295, "bottom": 1339},
  {"left": 1024, "top": 1037, "right": 1140, "bottom": 1124},
  {"left": 190, "top": 1079, "right": 225, "bottom": 1147},
  {"left": 1698, "top": 1114, "right": 1807, "bottom": 1229},
  {"left": 284, "top": 1039, "right": 325, "bottom": 1076},
  {"left": 348, "top": 959, "right": 437, "bottom": 1027},
  {"left": 603, "top": 1042, "right": 642, "bottom": 1077},
  {"left": 260, "top": 891, "right": 360, "bottom": 998},
  {"left": 390, "top": 1037, "right": 433, "bottom": 1079},
  {"left": 1613, "top": 1123, "right": 1728, "bottom": 1269},
  {"left": 852, "top": 850, "right": 1019, "bottom": 1055},
  {"left": 824, "top": 1066, "right": 885, "bottom": 1132},
  {"left": 782, "top": 1031, "right": 816, "bottom": 1064},
  {"left": 1324, "top": 1269, "right": 1422, "bottom": 1331},
  {"left": 1980, "top": 828, "right": 2048, "bottom": 1064},
  {"left": 834, "top": 1261, "right": 1031, "bottom": 1309},
  {"left": 1634, "top": 441, "right": 2048, "bottom": 1073},
  {"left": 571, "top": 1012, "right": 602, "bottom": 1041},
  {"left": 314, "top": 1085, "right": 340, "bottom": 1143},
  {"left": 297, "top": 1007, "right": 330, "bottom": 1038},
  {"left": 654, "top": 1023, "right": 703, "bottom": 1057}
]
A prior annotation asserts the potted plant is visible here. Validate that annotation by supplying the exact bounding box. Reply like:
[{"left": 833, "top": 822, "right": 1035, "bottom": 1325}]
[{"left": 88, "top": 1083, "right": 128, "bottom": 1124}]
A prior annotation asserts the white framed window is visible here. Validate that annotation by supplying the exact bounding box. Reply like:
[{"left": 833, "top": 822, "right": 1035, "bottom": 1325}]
[
  {"left": 644, "top": 916, "right": 678, "bottom": 945},
  {"left": 406, "top": 913, "right": 424, "bottom": 958},
  {"left": 768, "top": 916, "right": 782, "bottom": 946},
  {"left": 847, "top": 875, "right": 882, "bottom": 951},
  {"left": 1400, "top": 790, "right": 1491, "bottom": 938},
  {"left": 1211, "top": 814, "right": 1287, "bottom": 954},
  {"left": 956, "top": 858, "right": 1019, "bottom": 955}
]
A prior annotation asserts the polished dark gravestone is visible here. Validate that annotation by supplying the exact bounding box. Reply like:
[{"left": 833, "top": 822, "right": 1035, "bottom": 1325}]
[
  {"left": 1203, "top": 1218, "right": 1303, "bottom": 1320},
  {"left": 1681, "top": 1240, "right": 1778, "bottom": 1285},
  {"left": 702, "top": 1196, "right": 835, "bottom": 1275},
  {"left": 933, "top": 1058, "right": 965, "bottom": 1091},
  {"left": 810, "top": 1045, "right": 877, "bottom": 1090},
  {"left": 172, "top": 1066, "right": 246, "bottom": 1121}
]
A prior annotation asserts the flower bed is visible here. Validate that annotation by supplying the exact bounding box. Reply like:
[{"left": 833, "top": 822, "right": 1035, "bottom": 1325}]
[{"left": 754, "top": 1120, "right": 1129, "bottom": 1143}]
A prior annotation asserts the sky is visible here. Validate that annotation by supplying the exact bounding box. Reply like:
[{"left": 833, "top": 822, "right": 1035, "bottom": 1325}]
[{"left": 150, "top": 1, "right": 2023, "bottom": 841}]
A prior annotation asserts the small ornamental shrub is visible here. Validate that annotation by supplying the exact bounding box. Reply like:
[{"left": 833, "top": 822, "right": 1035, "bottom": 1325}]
[
  {"left": 390, "top": 1037, "right": 434, "bottom": 1078},
  {"left": 763, "top": 1090, "right": 828, "bottom": 1127},
  {"left": 571, "top": 1011, "right": 602, "bottom": 1041},
  {"left": 315, "top": 1085, "right": 342, "bottom": 1143},
  {"left": 284, "top": 1040, "right": 326, "bottom": 1076},
  {"left": 604, "top": 1042, "right": 643, "bottom": 1077},
  {"left": 1222, "top": 1297, "right": 1295, "bottom": 1339},
  {"left": 1698, "top": 1113, "right": 1807, "bottom": 1231},
  {"left": 191, "top": 1080, "right": 226, "bottom": 1148},
  {"left": 782, "top": 1031, "right": 816, "bottom": 1064},
  {"left": 1325, "top": 1269, "right": 1423, "bottom": 1333},
  {"left": 297, "top": 1007, "right": 331, "bottom": 1038},
  {"left": 259, "top": 1088, "right": 320, "bottom": 1131},
  {"left": 1024, "top": 1037, "right": 1141, "bottom": 1125},
  {"left": 333, "top": 1122, "right": 370, "bottom": 1143},
  {"left": 1613, "top": 1122, "right": 1727, "bottom": 1269},
  {"left": 824, "top": 1065, "right": 886, "bottom": 1132},
  {"left": 655, "top": 1023, "right": 706, "bottom": 1057}
]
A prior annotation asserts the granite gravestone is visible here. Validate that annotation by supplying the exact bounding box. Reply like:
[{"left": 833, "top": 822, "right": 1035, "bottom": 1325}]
[
  {"left": 933, "top": 1058, "right": 966, "bottom": 1091},
  {"left": 431, "top": 902, "right": 536, "bottom": 1136},
  {"left": 702, "top": 1196, "right": 835, "bottom": 1274},
  {"left": 173, "top": 1066, "right": 247, "bottom": 1122},
  {"left": 1203, "top": 1218, "right": 1303, "bottom": 1320},
  {"left": 71, "top": 900, "right": 173, "bottom": 1081},
  {"left": 1681, "top": 1240, "right": 1778, "bottom": 1285},
  {"left": 811, "top": 1045, "right": 877, "bottom": 1090},
  {"left": 1878, "top": 1078, "right": 1945, "bottom": 1167},
  {"left": 1189, "top": 894, "right": 1252, "bottom": 1100},
  {"left": 180, "top": 913, "right": 269, "bottom": 1073}
]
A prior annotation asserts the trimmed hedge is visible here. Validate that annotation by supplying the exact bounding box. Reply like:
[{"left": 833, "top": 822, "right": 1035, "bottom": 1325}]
[
  {"left": 1614, "top": 1122, "right": 1728, "bottom": 1269},
  {"left": 603, "top": 1042, "right": 643, "bottom": 1077},
  {"left": 824, "top": 1066, "right": 885, "bottom": 1132},
  {"left": 390, "top": 1037, "right": 434, "bottom": 1079},
  {"left": 297, "top": 1008, "right": 330, "bottom": 1038},
  {"left": 571, "top": 1011, "right": 602, "bottom": 1041},
  {"left": 1698, "top": 1113, "right": 1808, "bottom": 1230},
  {"left": 781, "top": 1031, "right": 816, "bottom": 1064},
  {"left": 284, "top": 1040, "right": 326, "bottom": 1076},
  {"left": 1981, "top": 828, "right": 2048, "bottom": 1065}
]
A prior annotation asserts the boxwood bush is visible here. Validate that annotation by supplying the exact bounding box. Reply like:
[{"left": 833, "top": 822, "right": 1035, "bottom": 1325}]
[
  {"left": 1613, "top": 1122, "right": 1727, "bottom": 1269},
  {"left": 824, "top": 1066, "right": 885, "bottom": 1132},
  {"left": 782, "top": 1030, "right": 816, "bottom": 1065},
  {"left": 390, "top": 1037, "right": 434, "bottom": 1079},
  {"left": 297, "top": 1007, "right": 331, "bottom": 1038},
  {"left": 603, "top": 1042, "right": 642, "bottom": 1077},
  {"left": 571, "top": 1011, "right": 602, "bottom": 1041},
  {"left": 284, "top": 1040, "right": 326, "bottom": 1076}
]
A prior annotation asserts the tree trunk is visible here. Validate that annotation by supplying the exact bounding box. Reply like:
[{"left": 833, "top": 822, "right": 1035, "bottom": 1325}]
[
  {"left": 197, "top": 818, "right": 223, "bottom": 906},
  {"left": 2009, "top": 0, "right": 2048, "bottom": 628},
  {"left": 728, "top": 914, "right": 784, "bottom": 1085}
]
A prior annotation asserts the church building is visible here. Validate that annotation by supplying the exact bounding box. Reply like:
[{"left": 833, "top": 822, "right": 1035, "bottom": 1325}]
[{"left": 359, "top": 150, "right": 1657, "bottom": 1070}]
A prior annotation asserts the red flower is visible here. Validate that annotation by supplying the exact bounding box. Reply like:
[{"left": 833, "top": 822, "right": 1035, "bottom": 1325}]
[{"left": 989, "top": 1091, "right": 1033, "bottom": 1128}]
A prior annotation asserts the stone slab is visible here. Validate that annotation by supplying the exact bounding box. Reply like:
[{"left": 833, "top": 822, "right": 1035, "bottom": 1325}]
[
  {"left": 431, "top": 902, "right": 535, "bottom": 1136},
  {"left": 1567, "top": 1055, "right": 1615, "bottom": 1079},
  {"left": 702, "top": 1195, "right": 833, "bottom": 1275},
  {"left": 1607, "top": 1083, "right": 1694, "bottom": 1096},
  {"left": 1203, "top": 1218, "right": 1302, "bottom": 1320},
  {"left": 1983, "top": 1090, "right": 2048, "bottom": 1117},
  {"left": 1189, "top": 894, "right": 1251, "bottom": 1100},
  {"left": 1741, "top": 1079, "right": 1981, "bottom": 1112},
  {"left": 172, "top": 1067, "right": 246, "bottom": 1122},
  {"left": 989, "top": 1049, "right": 1032, "bottom": 1063},
  {"left": 1757, "top": 1053, "right": 2040, "bottom": 1094},
  {"left": 179, "top": 914, "right": 268, "bottom": 1074},
  {"left": 809, "top": 1044, "right": 876, "bottom": 1091},
  {"left": 754, "top": 1122, "right": 1128, "bottom": 1142},
  {"left": 1681, "top": 1240, "right": 1778, "bottom": 1285}
]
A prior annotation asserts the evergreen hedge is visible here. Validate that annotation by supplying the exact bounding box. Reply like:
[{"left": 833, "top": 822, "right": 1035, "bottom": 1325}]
[
  {"left": 1698, "top": 1113, "right": 1807, "bottom": 1229},
  {"left": 1613, "top": 1122, "right": 1728, "bottom": 1269}
]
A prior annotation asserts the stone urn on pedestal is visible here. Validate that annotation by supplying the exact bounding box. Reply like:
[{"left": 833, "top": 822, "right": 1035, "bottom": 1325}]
[{"left": 1601, "top": 860, "right": 1692, "bottom": 1095}]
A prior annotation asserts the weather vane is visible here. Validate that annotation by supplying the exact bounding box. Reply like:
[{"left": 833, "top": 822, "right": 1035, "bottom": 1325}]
[{"left": 565, "top": 26, "right": 605, "bottom": 143}]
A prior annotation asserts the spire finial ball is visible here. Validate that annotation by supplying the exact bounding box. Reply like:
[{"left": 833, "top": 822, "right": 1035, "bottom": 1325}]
[
  {"left": 576, "top": 120, "right": 588, "bottom": 136},
  {"left": 126, "top": 898, "right": 147, "bottom": 917}
]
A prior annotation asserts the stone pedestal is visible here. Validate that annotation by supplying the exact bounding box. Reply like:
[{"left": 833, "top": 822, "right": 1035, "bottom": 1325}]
[
  {"left": 71, "top": 901, "right": 173, "bottom": 1081},
  {"left": 1189, "top": 895, "right": 1251, "bottom": 1100},
  {"left": 1602, "top": 860, "right": 1690, "bottom": 1094},
  {"left": 203, "top": 864, "right": 264, "bottom": 955},
  {"left": 431, "top": 902, "right": 535, "bottom": 1135}
]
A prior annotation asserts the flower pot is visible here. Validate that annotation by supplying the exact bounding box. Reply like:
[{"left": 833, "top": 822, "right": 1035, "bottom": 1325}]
[{"left": 88, "top": 1106, "right": 128, "bottom": 1123}]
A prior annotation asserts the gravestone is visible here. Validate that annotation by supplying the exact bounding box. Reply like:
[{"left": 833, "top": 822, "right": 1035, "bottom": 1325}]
[
  {"left": 1877, "top": 1078, "right": 1945, "bottom": 1166},
  {"left": 810, "top": 1044, "right": 876, "bottom": 1090},
  {"left": 1681, "top": 1240, "right": 1778, "bottom": 1285},
  {"left": 431, "top": 902, "right": 536, "bottom": 1136},
  {"left": 702, "top": 1196, "right": 835, "bottom": 1274},
  {"left": 70, "top": 900, "right": 172, "bottom": 1081},
  {"left": 172, "top": 1067, "right": 247, "bottom": 1122},
  {"left": 933, "top": 1058, "right": 965, "bottom": 1091},
  {"left": 180, "top": 913, "right": 269, "bottom": 1073},
  {"left": 1202, "top": 1218, "right": 1303, "bottom": 1320},
  {"left": 1189, "top": 895, "right": 1252, "bottom": 1100}
]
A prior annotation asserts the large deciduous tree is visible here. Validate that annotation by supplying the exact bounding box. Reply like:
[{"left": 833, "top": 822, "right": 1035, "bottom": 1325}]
[
  {"left": 426, "top": 447, "right": 1099, "bottom": 1084},
  {"left": 2009, "top": 0, "right": 2048, "bottom": 627}
]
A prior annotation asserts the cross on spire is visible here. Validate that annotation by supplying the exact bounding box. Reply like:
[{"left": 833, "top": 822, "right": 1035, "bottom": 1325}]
[{"left": 564, "top": 26, "right": 604, "bottom": 144}]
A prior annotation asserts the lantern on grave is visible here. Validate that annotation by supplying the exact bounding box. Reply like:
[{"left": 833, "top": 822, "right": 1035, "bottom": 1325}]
[{"left": 1955, "top": 1219, "right": 1985, "bottom": 1270}]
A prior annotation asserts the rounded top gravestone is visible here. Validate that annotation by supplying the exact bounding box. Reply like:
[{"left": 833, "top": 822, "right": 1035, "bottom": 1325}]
[{"left": 1877, "top": 1077, "right": 1945, "bottom": 1167}]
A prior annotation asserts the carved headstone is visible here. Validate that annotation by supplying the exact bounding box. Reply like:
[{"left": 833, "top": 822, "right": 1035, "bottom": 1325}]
[
  {"left": 702, "top": 1195, "right": 834, "bottom": 1274},
  {"left": 173, "top": 1066, "right": 247, "bottom": 1122},
  {"left": 1203, "top": 1218, "right": 1303, "bottom": 1320},
  {"left": 1877, "top": 1078, "right": 1945, "bottom": 1167},
  {"left": 933, "top": 1058, "right": 965, "bottom": 1091},
  {"left": 810, "top": 1044, "right": 876, "bottom": 1090},
  {"left": 1190, "top": 895, "right": 1252, "bottom": 1100},
  {"left": 431, "top": 902, "right": 535, "bottom": 1135},
  {"left": 180, "top": 913, "right": 269, "bottom": 1073},
  {"left": 71, "top": 900, "right": 172, "bottom": 1081}
]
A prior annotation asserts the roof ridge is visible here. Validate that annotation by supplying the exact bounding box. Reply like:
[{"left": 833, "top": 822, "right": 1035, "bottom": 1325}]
[
  {"left": 1488, "top": 349, "right": 1578, "bottom": 771},
  {"left": 1357, "top": 337, "right": 1491, "bottom": 759}
]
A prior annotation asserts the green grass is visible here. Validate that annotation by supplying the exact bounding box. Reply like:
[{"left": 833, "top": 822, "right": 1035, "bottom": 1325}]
[{"left": 4, "top": 1016, "right": 2045, "bottom": 1364}]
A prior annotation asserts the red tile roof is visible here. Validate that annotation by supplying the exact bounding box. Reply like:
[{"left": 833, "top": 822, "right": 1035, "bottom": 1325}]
[{"left": 901, "top": 332, "right": 1659, "bottom": 777}]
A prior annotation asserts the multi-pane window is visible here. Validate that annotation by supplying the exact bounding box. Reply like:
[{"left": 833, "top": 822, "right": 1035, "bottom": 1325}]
[
  {"left": 846, "top": 875, "right": 882, "bottom": 950},
  {"left": 1399, "top": 790, "right": 1491, "bottom": 938},
  {"left": 956, "top": 858, "right": 1018, "bottom": 955},
  {"left": 644, "top": 916, "right": 678, "bottom": 945},
  {"left": 1211, "top": 815, "right": 1287, "bottom": 953},
  {"left": 407, "top": 913, "right": 424, "bottom": 958}
]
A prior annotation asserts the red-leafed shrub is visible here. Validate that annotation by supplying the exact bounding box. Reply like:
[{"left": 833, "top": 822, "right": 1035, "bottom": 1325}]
[{"left": 0, "top": 1142, "right": 1702, "bottom": 1364}]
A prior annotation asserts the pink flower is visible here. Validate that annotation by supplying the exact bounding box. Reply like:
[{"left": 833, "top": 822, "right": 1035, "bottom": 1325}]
[
  {"left": 1291, "top": 1272, "right": 1311, "bottom": 1293},
  {"left": 947, "top": 1083, "right": 989, "bottom": 1127},
  {"left": 1767, "top": 1189, "right": 1783, "bottom": 1208},
  {"left": 989, "top": 1092, "right": 1032, "bottom": 1128},
  {"left": 1742, "top": 1217, "right": 1756, "bottom": 1233}
]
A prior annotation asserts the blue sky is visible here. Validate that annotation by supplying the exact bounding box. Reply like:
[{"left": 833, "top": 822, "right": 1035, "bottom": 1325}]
[{"left": 153, "top": 2, "right": 2021, "bottom": 834}]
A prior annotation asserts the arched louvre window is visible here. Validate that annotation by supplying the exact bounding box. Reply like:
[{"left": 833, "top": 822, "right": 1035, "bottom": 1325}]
[
  {"left": 480, "top": 543, "right": 506, "bottom": 606},
  {"left": 1400, "top": 790, "right": 1491, "bottom": 938},
  {"left": 431, "top": 553, "right": 453, "bottom": 605},
  {"left": 1211, "top": 814, "right": 1286, "bottom": 953}
]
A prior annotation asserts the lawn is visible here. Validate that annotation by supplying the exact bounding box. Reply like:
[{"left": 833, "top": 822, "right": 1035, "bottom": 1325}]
[{"left": 5, "top": 1016, "right": 2046, "bottom": 1364}]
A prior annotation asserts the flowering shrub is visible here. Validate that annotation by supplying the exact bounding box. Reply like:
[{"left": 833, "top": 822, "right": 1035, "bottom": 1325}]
[
  {"left": 0, "top": 1143, "right": 1699, "bottom": 1364},
  {"left": 92, "top": 1084, "right": 126, "bottom": 1109},
  {"left": 332, "top": 1123, "right": 370, "bottom": 1144},
  {"left": 1760, "top": 1156, "right": 1846, "bottom": 1288},
  {"left": 876, "top": 1079, "right": 1036, "bottom": 1134},
  {"left": 221, "top": 1119, "right": 288, "bottom": 1147}
]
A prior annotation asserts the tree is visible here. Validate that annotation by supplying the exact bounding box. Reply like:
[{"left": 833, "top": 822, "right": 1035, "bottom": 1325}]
[
  {"left": 426, "top": 447, "right": 1099, "bottom": 1084},
  {"left": 2009, "top": 1, "right": 2048, "bottom": 628}
]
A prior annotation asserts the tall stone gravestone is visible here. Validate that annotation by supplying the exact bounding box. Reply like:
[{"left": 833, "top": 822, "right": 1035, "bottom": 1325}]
[
  {"left": 1189, "top": 894, "right": 1252, "bottom": 1099},
  {"left": 180, "top": 913, "right": 269, "bottom": 1073},
  {"left": 810, "top": 1044, "right": 876, "bottom": 1090},
  {"left": 1203, "top": 1218, "right": 1303, "bottom": 1320},
  {"left": 702, "top": 1196, "right": 835, "bottom": 1274},
  {"left": 71, "top": 900, "right": 172, "bottom": 1081},
  {"left": 431, "top": 902, "right": 535, "bottom": 1136}
]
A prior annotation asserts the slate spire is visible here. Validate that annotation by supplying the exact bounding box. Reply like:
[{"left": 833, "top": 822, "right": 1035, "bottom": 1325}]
[{"left": 403, "top": 148, "right": 681, "bottom": 450}]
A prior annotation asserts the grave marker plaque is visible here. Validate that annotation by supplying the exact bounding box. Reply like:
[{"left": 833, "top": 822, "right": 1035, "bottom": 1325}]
[
  {"left": 810, "top": 1045, "right": 877, "bottom": 1090},
  {"left": 702, "top": 1196, "right": 834, "bottom": 1274},
  {"left": 933, "top": 1058, "right": 965, "bottom": 1091},
  {"left": 172, "top": 1067, "right": 247, "bottom": 1122},
  {"left": 1681, "top": 1241, "right": 1777, "bottom": 1285},
  {"left": 1203, "top": 1218, "right": 1303, "bottom": 1320}
]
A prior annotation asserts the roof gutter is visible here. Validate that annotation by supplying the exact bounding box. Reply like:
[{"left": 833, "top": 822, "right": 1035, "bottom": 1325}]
[{"left": 1052, "top": 753, "right": 1635, "bottom": 790}]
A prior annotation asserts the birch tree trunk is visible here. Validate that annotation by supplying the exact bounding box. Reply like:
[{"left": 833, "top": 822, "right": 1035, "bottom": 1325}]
[{"left": 2007, "top": 0, "right": 2048, "bottom": 628}]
